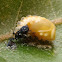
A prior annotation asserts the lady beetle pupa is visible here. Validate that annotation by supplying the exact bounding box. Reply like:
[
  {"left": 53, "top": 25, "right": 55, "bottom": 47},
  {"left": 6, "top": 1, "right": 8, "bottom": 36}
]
[
  {"left": 15, "top": 15, "right": 56, "bottom": 41},
  {"left": 0, "top": 15, "right": 57, "bottom": 49}
]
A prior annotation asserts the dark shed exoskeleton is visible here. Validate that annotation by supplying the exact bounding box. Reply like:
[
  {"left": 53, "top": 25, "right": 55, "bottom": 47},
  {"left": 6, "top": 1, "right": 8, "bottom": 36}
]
[{"left": 7, "top": 25, "right": 29, "bottom": 47}]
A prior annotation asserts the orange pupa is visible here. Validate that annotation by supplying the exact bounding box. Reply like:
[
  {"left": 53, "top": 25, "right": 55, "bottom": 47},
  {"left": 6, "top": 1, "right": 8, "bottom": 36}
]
[{"left": 15, "top": 15, "right": 56, "bottom": 41}]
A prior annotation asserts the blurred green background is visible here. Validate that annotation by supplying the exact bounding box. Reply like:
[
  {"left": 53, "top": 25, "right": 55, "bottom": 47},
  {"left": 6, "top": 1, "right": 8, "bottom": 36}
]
[{"left": 0, "top": 0, "right": 62, "bottom": 62}]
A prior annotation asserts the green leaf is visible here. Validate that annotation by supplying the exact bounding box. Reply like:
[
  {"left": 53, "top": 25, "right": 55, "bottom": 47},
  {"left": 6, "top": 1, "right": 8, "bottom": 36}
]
[{"left": 0, "top": 0, "right": 62, "bottom": 62}]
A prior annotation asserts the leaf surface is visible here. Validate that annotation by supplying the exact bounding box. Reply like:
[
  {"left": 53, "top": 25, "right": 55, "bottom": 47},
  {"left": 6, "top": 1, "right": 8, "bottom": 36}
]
[{"left": 0, "top": 0, "right": 62, "bottom": 62}]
